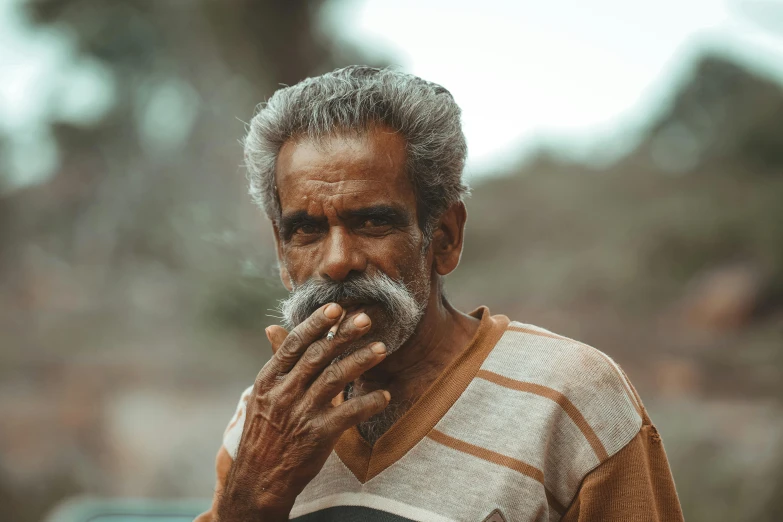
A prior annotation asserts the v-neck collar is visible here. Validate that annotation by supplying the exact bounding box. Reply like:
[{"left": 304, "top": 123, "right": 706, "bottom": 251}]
[{"left": 334, "top": 306, "right": 510, "bottom": 483}]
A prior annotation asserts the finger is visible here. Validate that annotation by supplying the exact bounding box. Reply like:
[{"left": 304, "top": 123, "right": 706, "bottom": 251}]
[
  {"left": 275, "top": 303, "right": 342, "bottom": 366},
  {"left": 284, "top": 311, "right": 372, "bottom": 389},
  {"left": 309, "top": 342, "right": 387, "bottom": 406},
  {"left": 261, "top": 303, "right": 342, "bottom": 380},
  {"left": 323, "top": 389, "right": 391, "bottom": 434},
  {"left": 265, "top": 325, "right": 288, "bottom": 354}
]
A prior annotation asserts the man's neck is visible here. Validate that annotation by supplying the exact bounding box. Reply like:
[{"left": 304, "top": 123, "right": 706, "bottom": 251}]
[{"left": 350, "top": 289, "right": 481, "bottom": 445}]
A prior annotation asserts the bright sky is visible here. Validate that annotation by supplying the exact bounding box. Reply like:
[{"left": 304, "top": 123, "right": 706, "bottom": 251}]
[
  {"left": 326, "top": 0, "right": 783, "bottom": 172},
  {"left": 1, "top": 0, "right": 783, "bottom": 192}
]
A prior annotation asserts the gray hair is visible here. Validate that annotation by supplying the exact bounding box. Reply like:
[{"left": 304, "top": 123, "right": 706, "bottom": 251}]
[{"left": 243, "top": 66, "right": 469, "bottom": 238}]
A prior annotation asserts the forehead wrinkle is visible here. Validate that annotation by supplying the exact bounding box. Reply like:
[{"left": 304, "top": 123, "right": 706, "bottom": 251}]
[
  {"left": 306, "top": 179, "right": 387, "bottom": 188},
  {"left": 290, "top": 179, "right": 394, "bottom": 202},
  {"left": 302, "top": 190, "right": 391, "bottom": 218},
  {"left": 276, "top": 126, "right": 415, "bottom": 218}
]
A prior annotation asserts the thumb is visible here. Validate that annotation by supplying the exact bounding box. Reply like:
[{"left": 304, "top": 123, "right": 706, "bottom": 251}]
[{"left": 265, "top": 325, "right": 289, "bottom": 354}]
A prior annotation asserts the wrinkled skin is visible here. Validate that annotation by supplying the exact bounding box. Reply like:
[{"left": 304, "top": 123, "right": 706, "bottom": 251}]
[
  {"left": 216, "top": 303, "right": 389, "bottom": 520},
  {"left": 211, "top": 125, "right": 477, "bottom": 521}
]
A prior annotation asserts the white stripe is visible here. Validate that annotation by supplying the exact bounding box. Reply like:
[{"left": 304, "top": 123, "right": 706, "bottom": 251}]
[
  {"left": 482, "top": 327, "right": 643, "bottom": 460},
  {"left": 509, "top": 321, "right": 642, "bottom": 414},
  {"left": 289, "top": 492, "right": 458, "bottom": 522},
  {"left": 435, "top": 376, "right": 598, "bottom": 504}
]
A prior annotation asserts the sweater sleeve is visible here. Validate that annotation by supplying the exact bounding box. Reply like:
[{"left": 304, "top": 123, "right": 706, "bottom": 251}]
[
  {"left": 193, "top": 386, "right": 253, "bottom": 522},
  {"left": 561, "top": 423, "right": 684, "bottom": 522},
  {"left": 193, "top": 446, "right": 233, "bottom": 522}
]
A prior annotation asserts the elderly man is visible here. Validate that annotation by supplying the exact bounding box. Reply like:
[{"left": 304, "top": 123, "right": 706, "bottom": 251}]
[{"left": 196, "top": 67, "right": 683, "bottom": 522}]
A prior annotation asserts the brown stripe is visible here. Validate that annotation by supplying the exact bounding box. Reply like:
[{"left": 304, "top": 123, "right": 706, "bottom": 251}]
[
  {"left": 428, "top": 429, "right": 565, "bottom": 515},
  {"left": 476, "top": 369, "right": 609, "bottom": 462},
  {"left": 334, "top": 428, "right": 372, "bottom": 482},
  {"left": 507, "top": 325, "right": 644, "bottom": 418}
]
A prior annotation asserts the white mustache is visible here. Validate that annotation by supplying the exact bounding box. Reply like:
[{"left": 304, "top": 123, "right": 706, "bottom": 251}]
[{"left": 279, "top": 272, "right": 419, "bottom": 330}]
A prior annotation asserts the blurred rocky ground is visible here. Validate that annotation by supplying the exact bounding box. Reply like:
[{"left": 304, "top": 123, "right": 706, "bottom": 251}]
[
  {"left": 0, "top": 2, "right": 781, "bottom": 521},
  {"left": 450, "top": 53, "right": 783, "bottom": 521}
]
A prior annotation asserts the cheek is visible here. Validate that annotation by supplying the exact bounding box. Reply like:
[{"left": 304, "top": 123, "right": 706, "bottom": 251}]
[
  {"left": 280, "top": 245, "right": 319, "bottom": 281},
  {"left": 383, "top": 242, "right": 430, "bottom": 285},
  {"left": 371, "top": 234, "right": 423, "bottom": 270}
]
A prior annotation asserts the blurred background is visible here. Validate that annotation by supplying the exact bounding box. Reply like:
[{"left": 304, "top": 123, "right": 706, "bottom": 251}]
[{"left": 1, "top": 0, "right": 782, "bottom": 520}]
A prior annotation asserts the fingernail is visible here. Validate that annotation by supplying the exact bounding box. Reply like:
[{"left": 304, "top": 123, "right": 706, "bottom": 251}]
[
  {"left": 353, "top": 313, "right": 370, "bottom": 327},
  {"left": 371, "top": 342, "right": 386, "bottom": 355},
  {"left": 324, "top": 303, "right": 342, "bottom": 318},
  {"left": 382, "top": 390, "right": 391, "bottom": 402}
]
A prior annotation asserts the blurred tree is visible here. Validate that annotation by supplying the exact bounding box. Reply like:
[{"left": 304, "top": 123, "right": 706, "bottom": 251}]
[
  {"left": 2, "top": 0, "right": 387, "bottom": 332},
  {"left": 12, "top": 0, "right": 376, "bottom": 267},
  {"left": 0, "top": 2, "right": 386, "bottom": 521}
]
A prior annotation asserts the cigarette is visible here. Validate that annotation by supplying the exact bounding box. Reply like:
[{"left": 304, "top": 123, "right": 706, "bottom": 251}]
[{"left": 326, "top": 309, "right": 347, "bottom": 341}]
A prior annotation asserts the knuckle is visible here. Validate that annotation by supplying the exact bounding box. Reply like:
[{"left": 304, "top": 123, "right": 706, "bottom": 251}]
[
  {"left": 255, "top": 364, "right": 277, "bottom": 389},
  {"left": 310, "top": 415, "right": 324, "bottom": 434},
  {"left": 289, "top": 328, "right": 307, "bottom": 348},
  {"left": 293, "top": 393, "right": 314, "bottom": 415},
  {"left": 334, "top": 326, "right": 354, "bottom": 343},
  {"left": 274, "top": 350, "right": 296, "bottom": 368},
  {"left": 301, "top": 312, "right": 327, "bottom": 337},
  {"left": 248, "top": 392, "right": 275, "bottom": 421},
  {"left": 315, "top": 414, "right": 334, "bottom": 435},
  {"left": 338, "top": 321, "right": 362, "bottom": 341},
  {"left": 348, "top": 398, "right": 363, "bottom": 417},
  {"left": 266, "top": 386, "right": 286, "bottom": 406},
  {"left": 303, "top": 342, "right": 326, "bottom": 365},
  {"left": 355, "top": 347, "right": 374, "bottom": 365},
  {"left": 323, "top": 364, "right": 346, "bottom": 386}
]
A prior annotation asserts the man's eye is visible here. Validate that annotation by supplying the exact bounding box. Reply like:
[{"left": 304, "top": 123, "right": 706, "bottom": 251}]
[
  {"left": 361, "top": 218, "right": 389, "bottom": 228},
  {"left": 294, "top": 224, "right": 319, "bottom": 235}
]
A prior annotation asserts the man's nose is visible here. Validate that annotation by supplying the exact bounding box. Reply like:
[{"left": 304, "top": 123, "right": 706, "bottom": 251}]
[{"left": 318, "top": 227, "right": 366, "bottom": 282}]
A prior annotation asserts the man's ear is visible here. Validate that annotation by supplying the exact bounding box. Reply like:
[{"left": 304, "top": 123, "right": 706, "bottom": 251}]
[
  {"left": 272, "top": 223, "right": 293, "bottom": 291},
  {"left": 430, "top": 201, "right": 467, "bottom": 276}
]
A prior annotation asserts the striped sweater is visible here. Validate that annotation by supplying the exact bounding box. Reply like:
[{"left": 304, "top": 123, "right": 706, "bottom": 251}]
[{"left": 199, "top": 307, "right": 683, "bottom": 522}]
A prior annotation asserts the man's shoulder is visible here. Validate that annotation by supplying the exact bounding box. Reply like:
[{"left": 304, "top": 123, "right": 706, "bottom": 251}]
[
  {"left": 480, "top": 320, "right": 646, "bottom": 459},
  {"left": 487, "top": 320, "right": 643, "bottom": 407}
]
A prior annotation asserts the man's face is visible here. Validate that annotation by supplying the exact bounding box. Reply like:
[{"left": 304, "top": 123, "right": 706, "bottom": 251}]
[{"left": 274, "top": 125, "right": 432, "bottom": 355}]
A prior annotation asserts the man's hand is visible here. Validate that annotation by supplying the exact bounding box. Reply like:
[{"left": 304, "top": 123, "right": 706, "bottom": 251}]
[{"left": 215, "top": 303, "right": 389, "bottom": 522}]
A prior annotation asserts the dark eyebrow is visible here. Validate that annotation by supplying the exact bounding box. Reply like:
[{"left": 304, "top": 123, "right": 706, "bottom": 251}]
[
  {"left": 278, "top": 211, "right": 328, "bottom": 240},
  {"left": 278, "top": 205, "right": 413, "bottom": 240},
  {"left": 344, "top": 205, "right": 412, "bottom": 225}
]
